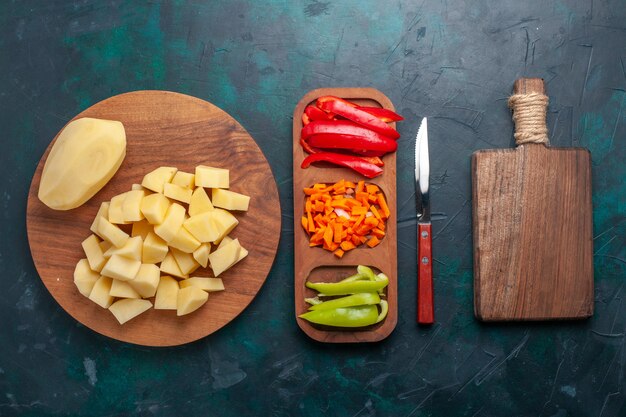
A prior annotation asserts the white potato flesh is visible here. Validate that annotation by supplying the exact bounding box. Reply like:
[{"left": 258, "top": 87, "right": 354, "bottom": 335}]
[
  {"left": 140, "top": 193, "right": 171, "bottom": 225},
  {"left": 129, "top": 264, "right": 160, "bottom": 298},
  {"left": 81, "top": 234, "right": 106, "bottom": 272},
  {"left": 122, "top": 189, "right": 146, "bottom": 222},
  {"left": 74, "top": 258, "right": 100, "bottom": 297},
  {"left": 104, "top": 236, "right": 142, "bottom": 261},
  {"left": 101, "top": 254, "right": 141, "bottom": 282},
  {"left": 171, "top": 248, "right": 201, "bottom": 276},
  {"left": 109, "top": 299, "right": 152, "bottom": 324},
  {"left": 141, "top": 166, "right": 177, "bottom": 193},
  {"left": 88, "top": 276, "right": 115, "bottom": 308},
  {"left": 109, "top": 279, "right": 141, "bottom": 299},
  {"left": 90, "top": 201, "right": 110, "bottom": 236},
  {"left": 168, "top": 226, "right": 201, "bottom": 254},
  {"left": 159, "top": 252, "right": 188, "bottom": 279},
  {"left": 195, "top": 165, "right": 229, "bottom": 189},
  {"left": 142, "top": 232, "right": 168, "bottom": 264},
  {"left": 163, "top": 183, "right": 192, "bottom": 204},
  {"left": 211, "top": 208, "right": 239, "bottom": 243},
  {"left": 183, "top": 212, "right": 220, "bottom": 243},
  {"left": 154, "top": 203, "right": 186, "bottom": 242},
  {"left": 212, "top": 188, "right": 250, "bottom": 211},
  {"left": 192, "top": 243, "right": 211, "bottom": 268},
  {"left": 97, "top": 217, "right": 129, "bottom": 248},
  {"left": 108, "top": 192, "right": 130, "bottom": 224},
  {"left": 177, "top": 286, "right": 208, "bottom": 316},
  {"left": 188, "top": 187, "right": 214, "bottom": 216},
  {"left": 208, "top": 238, "right": 242, "bottom": 277},
  {"left": 179, "top": 277, "right": 224, "bottom": 292},
  {"left": 131, "top": 219, "right": 153, "bottom": 240},
  {"left": 38, "top": 118, "right": 126, "bottom": 210},
  {"left": 171, "top": 171, "right": 195, "bottom": 189},
  {"left": 154, "top": 276, "right": 179, "bottom": 310}
]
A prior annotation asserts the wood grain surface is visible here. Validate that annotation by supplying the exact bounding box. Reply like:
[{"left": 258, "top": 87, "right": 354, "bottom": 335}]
[
  {"left": 27, "top": 91, "right": 281, "bottom": 346},
  {"left": 292, "top": 88, "right": 398, "bottom": 343},
  {"left": 472, "top": 79, "right": 593, "bottom": 321}
]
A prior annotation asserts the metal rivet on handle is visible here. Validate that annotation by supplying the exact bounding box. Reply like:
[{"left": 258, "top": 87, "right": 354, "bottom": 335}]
[
  {"left": 421, "top": 230, "right": 429, "bottom": 238},
  {"left": 421, "top": 257, "right": 429, "bottom": 265}
]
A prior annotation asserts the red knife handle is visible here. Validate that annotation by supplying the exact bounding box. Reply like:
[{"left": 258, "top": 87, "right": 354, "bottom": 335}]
[{"left": 418, "top": 222, "right": 434, "bottom": 324}]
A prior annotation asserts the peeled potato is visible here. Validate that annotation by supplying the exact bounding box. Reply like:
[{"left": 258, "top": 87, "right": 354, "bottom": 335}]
[{"left": 38, "top": 117, "right": 126, "bottom": 210}]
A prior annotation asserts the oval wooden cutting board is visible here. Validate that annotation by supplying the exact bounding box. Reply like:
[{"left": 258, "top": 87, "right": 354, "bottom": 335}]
[
  {"left": 292, "top": 88, "right": 398, "bottom": 343},
  {"left": 27, "top": 91, "right": 281, "bottom": 346}
]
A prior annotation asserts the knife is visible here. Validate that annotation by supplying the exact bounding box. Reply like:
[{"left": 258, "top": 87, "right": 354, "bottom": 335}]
[{"left": 415, "top": 117, "right": 434, "bottom": 324}]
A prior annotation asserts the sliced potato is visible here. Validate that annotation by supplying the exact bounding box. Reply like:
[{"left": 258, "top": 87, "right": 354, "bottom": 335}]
[
  {"left": 160, "top": 252, "right": 188, "bottom": 279},
  {"left": 195, "top": 165, "right": 229, "bottom": 189},
  {"left": 171, "top": 171, "right": 195, "bottom": 189},
  {"left": 140, "top": 193, "right": 171, "bottom": 225},
  {"left": 122, "top": 189, "right": 146, "bottom": 222},
  {"left": 179, "top": 277, "right": 224, "bottom": 292},
  {"left": 177, "top": 286, "right": 208, "bottom": 316},
  {"left": 163, "top": 183, "right": 192, "bottom": 204},
  {"left": 109, "top": 279, "right": 141, "bottom": 299},
  {"left": 101, "top": 254, "right": 141, "bottom": 282},
  {"left": 109, "top": 299, "right": 152, "bottom": 324},
  {"left": 88, "top": 276, "right": 114, "bottom": 308},
  {"left": 192, "top": 243, "right": 211, "bottom": 268},
  {"left": 97, "top": 217, "right": 129, "bottom": 248},
  {"left": 171, "top": 248, "right": 201, "bottom": 276},
  {"left": 74, "top": 258, "right": 100, "bottom": 297},
  {"left": 212, "top": 188, "right": 250, "bottom": 211},
  {"left": 154, "top": 276, "right": 179, "bottom": 310},
  {"left": 141, "top": 166, "right": 177, "bottom": 193},
  {"left": 142, "top": 232, "right": 168, "bottom": 264},
  {"left": 81, "top": 234, "right": 106, "bottom": 272},
  {"left": 129, "top": 263, "right": 160, "bottom": 298},
  {"left": 154, "top": 203, "right": 186, "bottom": 242},
  {"left": 188, "top": 187, "right": 214, "bottom": 216}
]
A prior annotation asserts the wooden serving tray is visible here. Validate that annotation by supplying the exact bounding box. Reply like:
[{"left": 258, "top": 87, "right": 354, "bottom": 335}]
[
  {"left": 292, "top": 88, "right": 398, "bottom": 343},
  {"left": 27, "top": 91, "right": 281, "bottom": 346}
]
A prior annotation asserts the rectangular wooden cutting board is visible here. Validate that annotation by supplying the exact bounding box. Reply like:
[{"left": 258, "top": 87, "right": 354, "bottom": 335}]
[
  {"left": 472, "top": 78, "right": 593, "bottom": 321},
  {"left": 292, "top": 88, "right": 398, "bottom": 343}
]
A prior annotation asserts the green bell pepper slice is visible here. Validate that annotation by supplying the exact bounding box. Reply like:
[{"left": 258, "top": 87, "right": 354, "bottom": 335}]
[
  {"left": 308, "top": 292, "right": 381, "bottom": 311},
  {"left": 305, "top": 273, "right": 388, "bottom": 295},
  {"left": 299, "top": 305, "right": 379, "bottom": 327}
]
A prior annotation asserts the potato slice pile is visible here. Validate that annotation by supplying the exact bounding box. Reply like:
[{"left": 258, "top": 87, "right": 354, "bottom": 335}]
[{"left": 73, "top": 165, "right": 250, "bottom": 324}]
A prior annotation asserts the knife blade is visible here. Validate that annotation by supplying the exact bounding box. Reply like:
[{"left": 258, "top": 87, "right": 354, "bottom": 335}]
[{"left": 415, "top": 117, "right": 434, "bottom": 324}]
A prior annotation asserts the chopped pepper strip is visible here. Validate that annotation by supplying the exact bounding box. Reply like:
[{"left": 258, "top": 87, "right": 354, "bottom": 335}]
[
  {"left": 308, "top": 292, "right": 381, "bottom": 311},
  {"left": 317, "top": 97, "right": 400, "bottom": 139},
  {"left": 307, "top": 133, "right": 397, "bottom": 155},
  {"left": 305, "top": 105, "right": 333, "bottom": 121},
  {"left": 305, "top": 273, "right": 389, "bottom": 295},
  {"left": 301, "top": 152, "right": 383, "bottom": 179},
  {"left": 299, "top": 305, "right": 379, "bottom": 327},
  {"left": 302, "top": 181, "right": 390, "bottom": 255},
  {"left": 301, "top": 120, "right": 398, "bottom": 144},
  {"left": 356, "top": 106, "right": 404, "bottom": 122}
]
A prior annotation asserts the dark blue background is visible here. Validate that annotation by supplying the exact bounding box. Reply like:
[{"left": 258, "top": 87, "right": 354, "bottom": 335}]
[{"left": 1, "top": 1, "right": 624, "bottom": 416}]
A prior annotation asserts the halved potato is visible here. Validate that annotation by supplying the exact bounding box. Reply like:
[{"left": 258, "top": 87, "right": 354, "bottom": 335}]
[{"left": 38, "top": 118, "right": 126, "bottom": 210}]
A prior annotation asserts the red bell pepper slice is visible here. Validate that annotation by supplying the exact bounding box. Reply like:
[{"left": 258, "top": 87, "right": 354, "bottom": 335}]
[
  {"left": 300, "top": 136, "right": 319, "bottom": 154},
  {"left": 305, "top": 105, "right": 333, "bottom": 121},
  {"left": 317, "top": 98, "right": 400, "bottom": 139},
  {"left": 307, "top": 133, "right": 397, "bottom": 155},
  {"left": 302, "top": 120, "right": 396, "bottom": 143},
  {"left": 357, "top": 106, "right": 404, "bottom": 122},
  {"left": 301, "top": 152, "right": 383, "bottom": 178},
  {"left": 302, "top": 112, "right": 310, "bottom": 125},
  {"left": 317, "top": 95, "right": 357, "bottom": 108}
]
